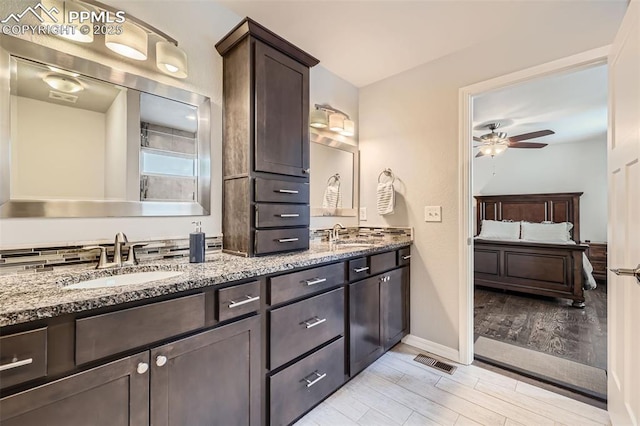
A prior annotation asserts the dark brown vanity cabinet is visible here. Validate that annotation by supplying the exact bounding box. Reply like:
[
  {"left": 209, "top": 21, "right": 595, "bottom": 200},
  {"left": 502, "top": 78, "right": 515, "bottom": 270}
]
[
  {"left": 216, "top": 18, "right": 319, "bottom": 257},
  {"left": 348, "top": 250, "right": 410, "bottom": 376}
]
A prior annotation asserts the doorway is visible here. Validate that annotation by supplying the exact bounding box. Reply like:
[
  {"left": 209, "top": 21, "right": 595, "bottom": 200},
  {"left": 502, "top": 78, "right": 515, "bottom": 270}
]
[{"left": 457, "top": 48, "right": 610, "bottom": 400}]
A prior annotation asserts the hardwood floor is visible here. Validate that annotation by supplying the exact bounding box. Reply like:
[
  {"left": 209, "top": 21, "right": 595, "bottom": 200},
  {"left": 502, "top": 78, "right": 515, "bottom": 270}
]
[
  {"left": 295, "top": 343, "right": 610, "bottom": 426},
  {"left": 474, "top": 284, "right": 607, "bottom": 370}
]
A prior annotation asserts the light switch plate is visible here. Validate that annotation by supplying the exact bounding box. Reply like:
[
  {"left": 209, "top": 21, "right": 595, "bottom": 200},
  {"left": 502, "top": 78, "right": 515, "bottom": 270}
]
[
  {"left": 359, "top": 207, "right": 367, "bottom": 221},
  {"left": 425, "top": 206, "right": 442, "bottom": 222}
]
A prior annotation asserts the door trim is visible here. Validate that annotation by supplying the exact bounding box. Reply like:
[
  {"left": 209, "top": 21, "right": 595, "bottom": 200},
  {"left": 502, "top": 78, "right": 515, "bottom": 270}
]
[{"left": 457, "top": 46, "right": 610, "bottom": 365}]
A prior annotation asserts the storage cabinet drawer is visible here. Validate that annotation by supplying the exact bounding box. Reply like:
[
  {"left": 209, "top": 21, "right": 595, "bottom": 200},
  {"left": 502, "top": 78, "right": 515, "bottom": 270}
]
[
  {"left": 255, "top": 178, "right": 309, "bottom": 204},
  {"left": 255, "top": 228, "right": 310, "bottom": 255},
  {"left": 270, "top": 288, "right": 344, "bottom": 369},
  {"left": 0, "top": 328, "right": 47, "bottom": 390},
  {"left": 270, "top": 262, "right": 345, "bottom": 305},
  {"left": 369, "top": 251, "right": 397, "bottom": 275},
  {"left": 217, "top": 281, "right": 261, "bottom": 322},
  {"left": 348, "top": 258, "right": 371, "bottom": 282},
  {"left": 270, "top": 337, "right": 345, "bottom": 426},
  {"left": 76, "top": 294, "right": 205, "bottom": 365},
  {"left": 255, "top": 203, "right": 310, "bottom": 228},
  {"left": 398, "top": 247, "right": 411, "bottom": 266}
]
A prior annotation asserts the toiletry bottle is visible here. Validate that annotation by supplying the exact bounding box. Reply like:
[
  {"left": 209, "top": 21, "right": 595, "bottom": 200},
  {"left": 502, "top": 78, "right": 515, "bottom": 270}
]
[{"left": 190, "top": 221, "right": 205, "bottom": 263}]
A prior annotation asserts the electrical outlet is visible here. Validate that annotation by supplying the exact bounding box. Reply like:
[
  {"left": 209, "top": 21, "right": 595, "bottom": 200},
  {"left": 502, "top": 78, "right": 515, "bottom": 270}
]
[
  {"left": 424, "top": 206, "right": 442, "bottom": 222},
  {"left": 359, "top": 207, "right": 367, "bottom": 221}
]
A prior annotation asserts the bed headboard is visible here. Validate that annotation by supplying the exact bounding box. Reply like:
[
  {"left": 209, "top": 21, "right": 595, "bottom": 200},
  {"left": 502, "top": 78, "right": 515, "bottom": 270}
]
[{"left": 475, "top": 192, "right": 583, "bottom": 242}]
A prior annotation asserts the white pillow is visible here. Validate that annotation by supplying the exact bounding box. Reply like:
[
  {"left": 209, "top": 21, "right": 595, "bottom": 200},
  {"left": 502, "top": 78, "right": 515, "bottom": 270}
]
[
  {"left": 479, "top": 220, "right": 520, "bottom": 240},
  {"left": 520, "top": 221, "right": 573, "bottom": 242}
]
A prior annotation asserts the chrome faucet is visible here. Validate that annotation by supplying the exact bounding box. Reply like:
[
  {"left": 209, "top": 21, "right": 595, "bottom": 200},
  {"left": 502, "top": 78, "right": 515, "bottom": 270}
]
[
  {"left": 329, "top": 223, "right": 346, "bottom": 243},
  {"left": 82, "top": 232, "right": 146, "bottom": 269},
  {"left": 113, "top": 232, "right": 128, "bottom": 265}
]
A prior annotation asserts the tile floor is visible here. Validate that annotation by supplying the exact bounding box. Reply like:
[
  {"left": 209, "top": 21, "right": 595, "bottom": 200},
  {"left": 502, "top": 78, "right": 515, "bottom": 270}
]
[{"left": 294, "top": 343, "right": 610, "bottom": 426}]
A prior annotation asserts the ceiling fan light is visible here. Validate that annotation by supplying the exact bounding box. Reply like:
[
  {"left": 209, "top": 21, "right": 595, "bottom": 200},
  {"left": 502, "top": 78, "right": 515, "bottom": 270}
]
[{"left": 479, "top": 141, "right": 508, "bottom": 156}]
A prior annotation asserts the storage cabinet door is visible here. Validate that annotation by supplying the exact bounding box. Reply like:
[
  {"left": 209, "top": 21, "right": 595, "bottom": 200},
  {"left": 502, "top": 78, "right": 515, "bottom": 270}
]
[
  {"left": 0, "top": 352, "right": 149, "bottom": 426},
  {"left": 349, "top": 276, "right": 383, "bottom": 375},
  {"left": 254, "top": 40, "right": 310, "bottom": 178},
  {"left": 381, "top": 267, "right": 409, "bottom": 351},
  {"left": 150, "top": 316, "right": 261, "bottom": 426}
]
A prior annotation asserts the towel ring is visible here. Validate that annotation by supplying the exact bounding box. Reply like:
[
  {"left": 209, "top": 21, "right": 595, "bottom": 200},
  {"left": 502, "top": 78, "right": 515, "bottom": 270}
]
[
  {"left": 378, "top": 168, "right": 395, "bottom": 184},
  {"left": 327, "top": 173, "right": 340, "bottom": 184}
]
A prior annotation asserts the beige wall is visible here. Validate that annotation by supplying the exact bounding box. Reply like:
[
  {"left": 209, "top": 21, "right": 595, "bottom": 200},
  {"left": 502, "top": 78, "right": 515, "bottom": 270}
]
[
  {"left": 0, "top": 1, "right": 358, "bottom": 246},
  {"left": 104, "top": 89, "right": 128, "bottom": 200},
  {"left": 11, "top": 96, "right": 106, "bottom": 200},
  {"left": 359, "top": 34, "right": 619, "bottom": 350}
]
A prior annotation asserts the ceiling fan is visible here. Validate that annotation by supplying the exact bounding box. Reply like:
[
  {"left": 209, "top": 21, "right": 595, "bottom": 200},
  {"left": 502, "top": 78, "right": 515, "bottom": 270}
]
[{"left": 474, "top": 122, "right": 555, "bottom": 157}]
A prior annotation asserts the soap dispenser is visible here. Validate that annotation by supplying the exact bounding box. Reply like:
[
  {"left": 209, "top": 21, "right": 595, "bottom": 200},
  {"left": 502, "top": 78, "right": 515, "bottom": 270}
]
[{"left": 190, "top": 221, "right": 205, "bottom": 263}]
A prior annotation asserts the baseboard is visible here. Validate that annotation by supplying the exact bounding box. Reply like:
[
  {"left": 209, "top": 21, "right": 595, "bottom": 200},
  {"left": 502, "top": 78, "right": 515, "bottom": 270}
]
[{"left": 401, "top": 334, "right": 460, "bottom": 363}]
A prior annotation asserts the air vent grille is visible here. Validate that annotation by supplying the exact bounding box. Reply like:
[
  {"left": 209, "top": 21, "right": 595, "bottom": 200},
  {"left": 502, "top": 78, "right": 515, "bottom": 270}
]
[
  {"left": 49, "top": 91, "right": 78, "bottom": 103},
  {"left": 413, "top": 354, "right": 457, "bottom": 375}
]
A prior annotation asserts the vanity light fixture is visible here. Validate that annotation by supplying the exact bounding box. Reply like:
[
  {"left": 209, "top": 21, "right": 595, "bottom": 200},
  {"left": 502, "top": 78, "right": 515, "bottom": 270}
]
[
  {"left": 312, "top": 104, "right": 356, "bottom": 137},
  {"left": 43, "top": 74, "right": 84, "bottom": 93},
  {"left": 156, "top": 41, "right": 188, "bottom": 79},
  {"left": 40, "top": 0, "right": 94, "bottom": 43},
  {"left": 105, "top": 20, "right": 148, "bottom": 61}
]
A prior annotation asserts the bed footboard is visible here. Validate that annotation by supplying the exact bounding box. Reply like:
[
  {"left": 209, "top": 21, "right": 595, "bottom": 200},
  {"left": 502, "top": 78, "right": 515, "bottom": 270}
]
[{"left": 474, "top": 239, "right": 588, "bottom": 308}]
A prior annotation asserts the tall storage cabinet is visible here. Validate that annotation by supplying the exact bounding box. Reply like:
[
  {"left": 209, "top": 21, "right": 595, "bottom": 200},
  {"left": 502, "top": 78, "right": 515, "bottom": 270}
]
[{"left": 216, "top": 18, "right": 319, "bottom": 257}]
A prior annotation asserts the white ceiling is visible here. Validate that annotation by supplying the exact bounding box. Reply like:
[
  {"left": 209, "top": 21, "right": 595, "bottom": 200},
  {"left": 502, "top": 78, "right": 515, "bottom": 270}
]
[
  {"left": 473, "top": 63, "right": 608, "bottom": 146},
  {"left": 218, "top": 0, "right": 627, "bottom": 88}
]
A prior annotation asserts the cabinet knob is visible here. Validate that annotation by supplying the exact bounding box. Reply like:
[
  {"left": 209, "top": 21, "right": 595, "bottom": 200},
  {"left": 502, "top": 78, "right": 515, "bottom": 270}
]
[
  {"left": 156, "top": 355, "right": 168, "bottom": 367},
  {"left": 302, "top": 168, "right": 310, "bottom": 174},
  {"left": 137, "top": 362, "right": 149, "bottom": 375}
]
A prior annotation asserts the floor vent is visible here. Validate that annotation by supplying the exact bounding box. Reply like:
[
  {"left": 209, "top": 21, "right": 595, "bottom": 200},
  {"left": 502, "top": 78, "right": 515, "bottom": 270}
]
[{"left": 413, "top": 354, "right": 457, "bottom": 375}]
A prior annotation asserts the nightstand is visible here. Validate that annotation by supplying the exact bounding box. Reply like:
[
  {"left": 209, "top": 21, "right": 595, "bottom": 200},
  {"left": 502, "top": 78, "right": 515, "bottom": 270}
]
[{"left": 585, "top": 241, "right": 608, "bottom": 283}]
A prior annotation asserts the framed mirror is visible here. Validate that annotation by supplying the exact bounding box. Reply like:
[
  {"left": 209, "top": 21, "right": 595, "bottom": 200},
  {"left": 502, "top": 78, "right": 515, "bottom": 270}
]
[
  {"left": 310, "top": 131, "right": 359, "bottom": 217},
  {"left": 0, "top": 36, "right": 211, "bottom": 218}
]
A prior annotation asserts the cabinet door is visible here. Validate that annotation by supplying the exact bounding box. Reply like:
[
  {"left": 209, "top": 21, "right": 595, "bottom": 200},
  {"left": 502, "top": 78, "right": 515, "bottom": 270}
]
[
  {"left": 349, "top": 276, "right": 383, "bottom": 375},
  {"left": 0, "top": 352, "right": 149, "bottom": 426},
  {"left": 381, "top": 267, "right": 409, "bottom": 351},
  {"left": 150, "top": 316, "right": 261, "bottom": 426},
  {"left": 254, "top": 40, "right": 310, "bottom": 178}
]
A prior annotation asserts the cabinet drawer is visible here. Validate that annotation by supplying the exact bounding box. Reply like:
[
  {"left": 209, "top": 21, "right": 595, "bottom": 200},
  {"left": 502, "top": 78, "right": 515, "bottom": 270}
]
[
  {"left": 76, "top": 294, "right": 205, "bottom": 365},
  {"left": 591, "top": 261, "right": 607, "bottom": 274},
  {"left": 255, "top": 203, "right": 310, "bottom": 228},
  {"left": 370, "top": 251, "right": 397, "bottom": 275},
  {"left": 255, "top": 228, "right": 310, "bottom": 255},
  {"left": 588, "top": 244, "right": 607, "bottom": 260},
  {"left": 217, "top": 281, "right": 261, "bottom": 322},
  {"left": 0, "top": 328, "right": 47, "bottom": 390},
  {"left": 270, "top": 262, "right": 345, "bottom": 305},
  {"left": 270, "top": 288, "right": 344, "bottom": 369},
  {"left": 348, "top": 258, "right": 371, "bottom": 282},
  {"left": 255, "top": 178, "right": 309, "bottom": 204},
  {"left": 270, "top": 337, "right": 345, "bottom": 426},
  {"left": 398, "top": 247, "right": 412, "bottom": 266}
]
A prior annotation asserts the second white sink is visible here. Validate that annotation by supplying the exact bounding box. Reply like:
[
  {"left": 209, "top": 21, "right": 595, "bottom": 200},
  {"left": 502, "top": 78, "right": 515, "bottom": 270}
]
[{"left": 64, "top": 271, "right": 184, "bottom": 290}]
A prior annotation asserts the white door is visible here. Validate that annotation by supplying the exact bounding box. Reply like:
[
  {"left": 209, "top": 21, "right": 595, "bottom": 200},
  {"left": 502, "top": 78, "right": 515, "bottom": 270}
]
[{"left": 608, "top": 0, "right": 640, "bottom": 424}]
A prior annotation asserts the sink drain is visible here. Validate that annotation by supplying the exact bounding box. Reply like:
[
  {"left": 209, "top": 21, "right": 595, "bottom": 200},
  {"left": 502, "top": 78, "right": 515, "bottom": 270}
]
[{"left": 413, "top": 354, "right": 457, "bottom": 375}]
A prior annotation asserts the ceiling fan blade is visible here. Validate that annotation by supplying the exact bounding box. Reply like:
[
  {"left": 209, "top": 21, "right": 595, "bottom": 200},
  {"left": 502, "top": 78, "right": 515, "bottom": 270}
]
[
  {"left": 473, "top": 136, "right": 483, "bottom": 142},
  {"left": 509, "top": 142, "right": 548, "bottom": 149},
  {"left": 508, "top": 129, "right": 554, "bottom": 142},
  {"left": 475, "top": 151, "right": 486, "bottom": 158}
]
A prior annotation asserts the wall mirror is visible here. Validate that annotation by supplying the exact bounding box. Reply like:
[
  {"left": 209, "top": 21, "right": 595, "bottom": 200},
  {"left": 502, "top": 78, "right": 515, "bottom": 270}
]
[
  {"left": 310, "top": 131, "right": 359, "bottom": 217},
  {"left": 0, "top": 37, "right": 211, "bottom": 218}
]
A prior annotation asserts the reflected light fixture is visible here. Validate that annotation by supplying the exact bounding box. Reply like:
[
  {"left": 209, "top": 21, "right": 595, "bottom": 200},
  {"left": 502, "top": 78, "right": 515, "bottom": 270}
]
[
  {"left": 312, "top": 104, "right": 356, "bottom": 137},
  {"left": 43, "top": 74, "right": 84, "bottom": 93},
  {"left": 105, "top": 20, "right": 148, "bottom": 61},
  {"left": 156, "top": 41, "right": 188, "bottom": 79},
  {"left": 479, "top": 141, "right": 508, "bottom": 157}
]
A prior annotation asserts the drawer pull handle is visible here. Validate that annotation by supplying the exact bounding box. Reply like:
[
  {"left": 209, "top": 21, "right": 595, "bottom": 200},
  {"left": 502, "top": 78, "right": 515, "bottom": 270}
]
[
  {"left": 136, "top": 362, "right": 149, "bottom": 375},
  {"left": 278, "top": 238, "right": 299, "bottom": 243},
  {"left": 0, "top": 357, "right": 33, "bottom": 372},
  {"left": 279, "top": 213, "right": 300, "bottom": 218},
  {"left": 353, "top": 267, "right": 370, "bottom": 273},
  {"left": 380, "top": 276, "right": 390, "bottom": 282},
  {"left": 303, "top": 371, "right": 327, "bottom": 388},
  {"left": 304, "top": 317, "right": 327, "bottom": 329},
  {"left": 156, "top": 355, "right": 168, "bottom": 367},
  {"left": 304, "top": 277, "right": 327, "bottom": 286},
  {"left": 277, "top": 189, "right": 299, "bottom": 194},
  {"left": 402, "top": 255, "right": 411, "bottom": 260},
  {"left": 229, "top": 295, "right": 260, "bottom": 308}
]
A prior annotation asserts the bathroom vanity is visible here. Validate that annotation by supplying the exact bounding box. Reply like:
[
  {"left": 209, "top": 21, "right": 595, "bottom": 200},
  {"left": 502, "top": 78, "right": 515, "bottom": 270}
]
[{"left": 0, "top": 240, "right": 411, "bottom": 426}]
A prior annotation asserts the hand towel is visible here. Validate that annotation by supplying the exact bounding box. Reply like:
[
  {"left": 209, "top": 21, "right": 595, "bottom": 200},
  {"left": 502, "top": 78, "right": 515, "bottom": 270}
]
[
  {"left": 322, "top": 181, "right": 342, "bottom": 212},
  {"left": 377, "top": 181, "right": 395, "bottom": 215}
]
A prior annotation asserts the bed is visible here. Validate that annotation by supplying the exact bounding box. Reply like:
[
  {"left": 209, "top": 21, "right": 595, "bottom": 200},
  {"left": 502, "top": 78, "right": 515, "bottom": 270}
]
[{"left": 474, "top": 192, "right": 596, "bottom": 308}]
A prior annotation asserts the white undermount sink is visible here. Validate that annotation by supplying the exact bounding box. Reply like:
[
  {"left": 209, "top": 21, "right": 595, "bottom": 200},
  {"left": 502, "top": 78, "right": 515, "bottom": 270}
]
[
  {"left": 64, "top": 271, "right": 184, "bottom": 290},
  {"left": 334, "top": 243, "right": 376, "bottom": 248}
]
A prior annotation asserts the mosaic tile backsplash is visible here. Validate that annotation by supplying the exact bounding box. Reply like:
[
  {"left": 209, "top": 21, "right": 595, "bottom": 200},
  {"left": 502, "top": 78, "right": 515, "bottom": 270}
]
[{"left": 0, "top": 236, "right": 223, "bottom": 276}]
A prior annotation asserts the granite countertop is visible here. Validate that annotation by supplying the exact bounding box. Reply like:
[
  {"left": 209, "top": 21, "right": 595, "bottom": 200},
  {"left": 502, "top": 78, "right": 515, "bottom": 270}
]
[{"left": 0, "top": 238, "right": 411, "bottom": 327}]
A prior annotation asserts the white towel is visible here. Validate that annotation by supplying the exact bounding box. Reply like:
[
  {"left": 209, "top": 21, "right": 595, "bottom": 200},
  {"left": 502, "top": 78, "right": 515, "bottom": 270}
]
[
  {"left": 322, "top": 181, "right": 342, "bottom": 212},
  {"left": 377, "top": 181, "right": 395, "bottom": 215}
]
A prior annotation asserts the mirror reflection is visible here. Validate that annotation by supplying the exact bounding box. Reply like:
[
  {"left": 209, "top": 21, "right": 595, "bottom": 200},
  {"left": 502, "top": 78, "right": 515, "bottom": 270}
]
[{"left": 310, "top": 136, "right": 358, "bottom": 217}]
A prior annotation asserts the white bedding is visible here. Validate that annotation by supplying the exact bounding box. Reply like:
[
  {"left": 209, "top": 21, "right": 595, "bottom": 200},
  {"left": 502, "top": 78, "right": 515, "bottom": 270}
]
[{"left": 473, "top": 237, "right": 597, "bottom": 290}]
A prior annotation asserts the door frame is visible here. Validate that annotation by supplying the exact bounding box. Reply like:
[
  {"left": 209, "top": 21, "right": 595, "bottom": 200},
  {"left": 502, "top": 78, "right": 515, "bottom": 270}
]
[{"left": 457, "top": 46, "right": 610, "bottom": 365}]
